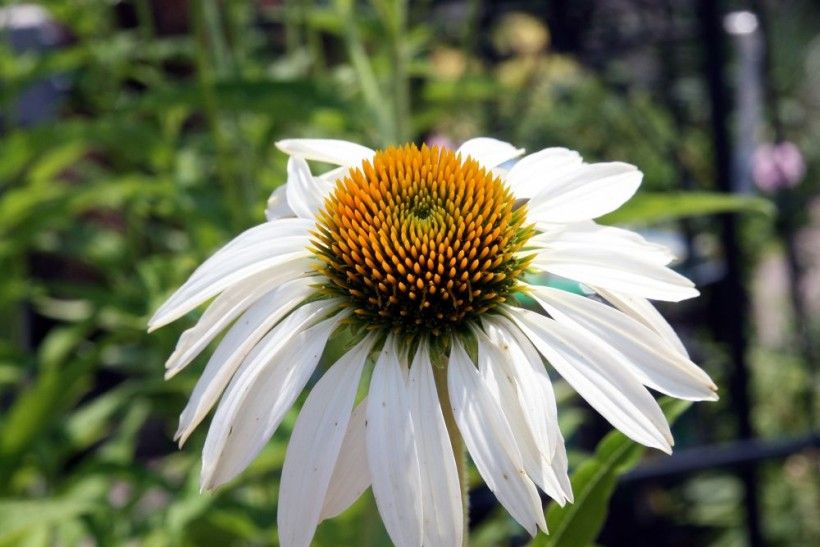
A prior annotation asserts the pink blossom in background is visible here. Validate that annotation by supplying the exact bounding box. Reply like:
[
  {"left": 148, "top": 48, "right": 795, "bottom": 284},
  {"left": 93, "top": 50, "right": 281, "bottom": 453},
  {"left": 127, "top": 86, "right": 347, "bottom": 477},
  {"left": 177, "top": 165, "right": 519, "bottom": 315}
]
[{"left": 752, "top": 141, "right": 806, "bottom": 193}]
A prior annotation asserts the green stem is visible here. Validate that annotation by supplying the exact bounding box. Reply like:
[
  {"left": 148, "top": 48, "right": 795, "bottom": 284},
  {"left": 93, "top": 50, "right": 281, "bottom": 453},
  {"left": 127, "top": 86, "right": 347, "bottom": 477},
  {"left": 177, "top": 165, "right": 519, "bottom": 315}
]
[
  {"left": 336, "top": 0, "right": 395, "bottom": 145},
  {"left": 192, "top": 1, "right": 244, "bottom": 230},
  {"left": 387, "top": 0, "right": 410, "bottom": 142},
  {"left": 433, "top": 363, "right": 469, "bottom": 545}
]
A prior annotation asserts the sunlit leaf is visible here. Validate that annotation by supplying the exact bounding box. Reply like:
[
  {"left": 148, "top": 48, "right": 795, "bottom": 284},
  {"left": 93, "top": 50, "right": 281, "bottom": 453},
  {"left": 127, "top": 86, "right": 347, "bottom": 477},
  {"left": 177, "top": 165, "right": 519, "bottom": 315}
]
[
  {"left": 0, "top": 498, "right": 98, "bottom": 545},
  {"left": 601, "top": 192, "right": 774, "bottom": 225}
]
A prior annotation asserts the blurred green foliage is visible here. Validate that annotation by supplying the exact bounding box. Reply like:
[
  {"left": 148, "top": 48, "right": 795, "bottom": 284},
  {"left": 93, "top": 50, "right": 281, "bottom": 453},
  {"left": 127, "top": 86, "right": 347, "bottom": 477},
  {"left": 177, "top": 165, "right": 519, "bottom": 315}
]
[{"left": 0, "top": 1, "right": 810, "bottom": 546}]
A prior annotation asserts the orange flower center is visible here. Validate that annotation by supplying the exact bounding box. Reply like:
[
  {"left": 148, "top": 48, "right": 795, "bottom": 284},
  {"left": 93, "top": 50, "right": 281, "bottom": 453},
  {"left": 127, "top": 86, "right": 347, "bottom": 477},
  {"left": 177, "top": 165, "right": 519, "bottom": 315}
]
[{"left": 312, "top": 144, "right": 533, "bottom": 336}]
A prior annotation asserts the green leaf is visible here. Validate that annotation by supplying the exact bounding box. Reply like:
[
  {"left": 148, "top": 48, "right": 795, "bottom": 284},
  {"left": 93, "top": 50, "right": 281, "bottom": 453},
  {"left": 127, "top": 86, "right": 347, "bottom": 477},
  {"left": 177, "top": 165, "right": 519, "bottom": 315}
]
[
  {"left": 601, "top": 192, "right": 774, "bottom": 225},
  {"left": 0, "top": 498, "right": 98, "bottom": 545},
  {"left": 532, "top": 398, "right": 691, "bottom": 547},
  {"left": 0, "top": 324, "right": 97, "bottom": 488}
]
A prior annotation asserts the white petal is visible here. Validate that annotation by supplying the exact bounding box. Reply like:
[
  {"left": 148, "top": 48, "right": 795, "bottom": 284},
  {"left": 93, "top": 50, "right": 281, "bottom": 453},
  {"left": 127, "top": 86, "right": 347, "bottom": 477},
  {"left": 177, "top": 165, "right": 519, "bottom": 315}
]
[
  {"left": 456, "top": 137, "right": 524, "bottom": 170},
  {"left": 407, "top": 341, "right": 463, "bottom": 547},
  {"left": 527, "top": 162, "right": 642, "bottom": 223},
  {"left": 529, "top": 246, "right": 698, "bottom": 302},
  {"left": 528, "top": 221, "right": 675, "bottom": 266},
  {"left": 366, "top": 336, "right": 423, "bottom": 547},
  {"left": 149, "top": 218, "right": 314, "bottom": 330},
  {"left": 481, "top": 319, "right": 555, "bottom": 456},
  {"left": 528, "top": 285, "right": 716, "bottom": 401},
  {"left": 285, "top": 156, "right": 335, "bottom": 219},
  {"left": 212, "top": 217, "right": 313, "bottom": 258},
  {"left": 163, "top": 271, "right": 283, "bottom": 377},
  {"left": 278, "top": 334, "right": 376, "bottom": 547},
  {"left": 488, "top": 317, "right": 575, "bottom": 500},
  {"left": 276, "top": 139, "right": 374, "bottom": 166},
  {"left": 593, "top": 286, "right": 689, "bottom": 357},
  {"left": 181, "top": 217, "right": 312, "bottom": 278},
  {"left": 317, "top": 165, "right": 349, "bottom": 185},
  {"left": 448, "top": 338, "right": 546, "bottom": 536},
  {"left": 152, "top": 254, "right": 312, "bottom": 333},
  {"left": 509, "top": 306, "right": 673, "bottom": 453},
  {"left": 266, "top": 185, "right": 294, "bottom": 221},
  {"left": 474, "top": 326, "right": 569, "bottom": 506},
  {"left": 200, "top": 304, "right": 347, "bottom": 489},
  {"left": 548, "top": 430, "right": 573, "bottom": 502},
  {"left": 174, "top": 279, "right": 321, "bottom": 444},
  {"left": 506, "top": 147, "right": 583, "bottom": 199},
  {"left": 321, "top": 399, "right": 371, "bottom": 520},
  {"left": 493, "top": 317, "right": 573, "bottom": 500},
  {"left": 488, "top": 316, "right": 558, "bottom": 457}
]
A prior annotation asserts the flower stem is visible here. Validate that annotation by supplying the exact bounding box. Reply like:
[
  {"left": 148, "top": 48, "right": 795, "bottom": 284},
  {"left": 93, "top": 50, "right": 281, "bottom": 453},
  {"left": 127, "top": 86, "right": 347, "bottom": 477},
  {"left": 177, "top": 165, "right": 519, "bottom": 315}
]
[{"left": 433, "top": 363, "right": 469, "bottom": 546}]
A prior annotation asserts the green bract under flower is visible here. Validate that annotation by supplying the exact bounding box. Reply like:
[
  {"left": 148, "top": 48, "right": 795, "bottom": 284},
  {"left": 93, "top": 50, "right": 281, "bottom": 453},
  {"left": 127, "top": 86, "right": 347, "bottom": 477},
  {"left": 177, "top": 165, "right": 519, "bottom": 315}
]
[{"left": 311, "top": 144, "right": 534, "bottom": 336}]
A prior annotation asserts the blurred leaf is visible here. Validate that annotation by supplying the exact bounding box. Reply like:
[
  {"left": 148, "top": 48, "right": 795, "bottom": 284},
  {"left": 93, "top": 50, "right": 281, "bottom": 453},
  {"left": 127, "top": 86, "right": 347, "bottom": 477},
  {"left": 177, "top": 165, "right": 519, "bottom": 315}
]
[
  {"left": 0, "top": 175, "right": 174, "bottom": 256},
  {"left": 0, "top": 364, "right": 21, "bottom": 386},
  {"left": 0, "top": 498, "right": 98, "bottom": 545},
  {"left": 601, "top": 192, "right": 774, "bottom": 225},
  {"left": 64, "top": 383, "right": 142, "bottom": 451},
  {"left": 532, "top": 398, "right": 691, "bottom": 547},
  {"left": 0, "top": 324, "right": 97, "bottom": 487},
  {"left": 131, "top": 79, "right": 344, "bottom": 119}
]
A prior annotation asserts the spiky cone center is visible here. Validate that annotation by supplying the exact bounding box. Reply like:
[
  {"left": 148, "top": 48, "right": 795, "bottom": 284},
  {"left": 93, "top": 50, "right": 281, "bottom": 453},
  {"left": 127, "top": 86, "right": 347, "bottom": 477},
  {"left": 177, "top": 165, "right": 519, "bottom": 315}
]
[{"left": 312, "top": 144, "right": 534, "bottom": 337}]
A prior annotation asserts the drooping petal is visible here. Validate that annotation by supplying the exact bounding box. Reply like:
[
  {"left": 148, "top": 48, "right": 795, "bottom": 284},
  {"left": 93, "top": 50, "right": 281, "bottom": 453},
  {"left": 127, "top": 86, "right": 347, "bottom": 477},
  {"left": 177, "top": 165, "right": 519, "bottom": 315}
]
[
  {"left": 154, "top": 254, "right": 312, "bottom": 333},
  {"left": 505, "top": 147, "right": 583, "bottom": 199},
  {"left": 549, "top": 430, "right": 573, "bottom": 502},
  {"left": 149, "top": 217, "right": 314, "bottom": 330},
  {"left": 276, "top": 138, "right": 375, "bottom": 166},
  {"left": 195, "top": 217, "right": 312, "bottom": 266},
  {"left": 527, "top": 285, "right": 717, "bottom": 401},
  {"left": 163, "top": 270, "right": 284, "bottom": 377},
  {"left": 474, "top": 326, "right": 569, "bottom": 505},
  {"left": 529, "top": 245, "right": 698, "bottom": 302},
  {"left": 278, "top": 334, "right": 376, "bottom": 547},
  {"left": 317, "top": 165, "right": 349, "bottom": 185},
  {"left": 593, "top": 286, "right": 689, "bottom": 357},
  {"left": 366, "top": 336, "right": 423, "bottom": 547},
  {"left": 285, "top": 156, "right": 335, "bottom": 219},
  {"left": 527, "top": 162, "right": 642, "bottom": 223},
  {"left": 509, "top": 306, "right": 674, "bottom": 453},
  {"left": 266, "top": 185, "right": 294, "bottom": 221},
  {"left": 407, "top": 341, "right": 463, "bottom": 547},
  {"left": 320, "top": 399, "right": 371, "bottom": 520},
  {"left": 200, "top": 305, "right": 348, "bottom": 489},
  {"left": 492, "top": 315, "right": 573, "bottom": 501},
  {"left": 456, "top": 137, "right": 524, "bottom": 170},
  {"left": 481, "top": 317, "right": 555, "bottom": 458},
  {"left": 527, "top": 221, "right": 675, "bottom": 266},
  {"left": 448, "top": 338, "right": 546, "bottom": 536},
  {"left": 174, "top": 282, "right": 324, "bottom": 445}
]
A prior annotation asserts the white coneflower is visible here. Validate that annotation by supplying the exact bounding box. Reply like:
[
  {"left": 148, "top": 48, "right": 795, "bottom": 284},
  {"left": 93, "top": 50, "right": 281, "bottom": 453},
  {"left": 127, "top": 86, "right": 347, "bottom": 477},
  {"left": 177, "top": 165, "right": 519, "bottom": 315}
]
[{"left": 150, "top": 138, "right": 717, "bottom": 547}]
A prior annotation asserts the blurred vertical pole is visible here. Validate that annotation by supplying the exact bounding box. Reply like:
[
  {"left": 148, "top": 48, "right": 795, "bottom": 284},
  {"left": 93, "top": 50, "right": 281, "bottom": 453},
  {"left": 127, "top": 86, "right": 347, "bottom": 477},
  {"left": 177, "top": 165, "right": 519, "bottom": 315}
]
[
  {"left": 754, "top": 0, "right": 817, "bottom": 428},
  {"left": 726, "top": 11, "right": 763, "bottom": 195},
  {"left": 697, "top": 2, "right": 764, "bottom": 546}
]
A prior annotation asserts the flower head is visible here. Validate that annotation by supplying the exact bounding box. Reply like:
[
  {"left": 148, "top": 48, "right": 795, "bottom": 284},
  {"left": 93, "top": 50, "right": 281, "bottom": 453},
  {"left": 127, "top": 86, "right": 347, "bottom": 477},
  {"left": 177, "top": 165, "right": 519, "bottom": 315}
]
[{"left": 150, "top": 137, "right": 717, "bottom": 546}]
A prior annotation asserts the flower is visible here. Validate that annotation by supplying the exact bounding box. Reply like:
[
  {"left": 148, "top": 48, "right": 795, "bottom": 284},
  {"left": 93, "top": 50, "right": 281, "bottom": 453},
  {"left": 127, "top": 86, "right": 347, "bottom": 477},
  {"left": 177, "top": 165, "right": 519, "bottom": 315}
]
[
  {"left": 752, "top": 141, "right": 805, "bottom": 193},
  {"left": 150, "top": 137, "right": 718, "bottom": 546}
]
